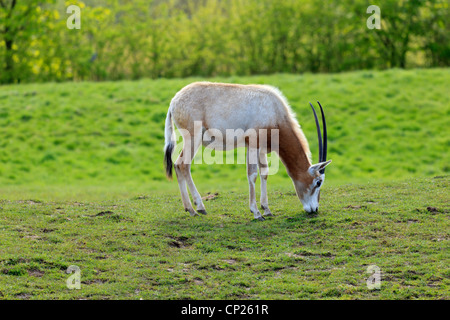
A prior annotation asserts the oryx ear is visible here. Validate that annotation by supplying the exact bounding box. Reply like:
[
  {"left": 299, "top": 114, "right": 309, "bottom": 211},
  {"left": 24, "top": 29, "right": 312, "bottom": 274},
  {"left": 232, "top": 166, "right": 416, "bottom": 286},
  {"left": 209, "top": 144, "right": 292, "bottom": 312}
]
[{"left": 308, "top": 160, "right": 332, "bottom": 176}]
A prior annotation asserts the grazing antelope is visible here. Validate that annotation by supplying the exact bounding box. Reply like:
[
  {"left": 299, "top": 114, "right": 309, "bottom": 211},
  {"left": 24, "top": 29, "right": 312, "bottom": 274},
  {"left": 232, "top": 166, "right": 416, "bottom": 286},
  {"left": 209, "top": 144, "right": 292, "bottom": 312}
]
[{"left": 164, "top": 82, "right": 331, "bottom": 221}]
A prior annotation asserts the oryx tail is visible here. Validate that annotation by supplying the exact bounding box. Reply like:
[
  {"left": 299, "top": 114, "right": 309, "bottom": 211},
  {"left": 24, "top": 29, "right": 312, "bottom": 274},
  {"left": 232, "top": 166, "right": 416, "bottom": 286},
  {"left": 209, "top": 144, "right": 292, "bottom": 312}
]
[{"left": 164, "top": 108, "right": 175, "bottom": 179}]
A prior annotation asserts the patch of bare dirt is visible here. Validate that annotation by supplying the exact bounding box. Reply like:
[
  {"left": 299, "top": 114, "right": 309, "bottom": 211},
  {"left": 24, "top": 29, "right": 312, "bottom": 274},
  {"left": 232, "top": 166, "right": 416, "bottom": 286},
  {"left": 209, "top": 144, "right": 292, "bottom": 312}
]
[
  {"left": 92, "top": 211, "right": 114, "bottom": 217},
  {"left": 202, "top": 192, "right": 219, "bottom": 201},
  {"left": 344, "top": 205, "right": 366, "bottom": 210},
  {"left": 168, "top": 236, "right": 192, "bottom": 248},
  {"left": 28, "top": 270, "right": 45, "bottom": 277}
]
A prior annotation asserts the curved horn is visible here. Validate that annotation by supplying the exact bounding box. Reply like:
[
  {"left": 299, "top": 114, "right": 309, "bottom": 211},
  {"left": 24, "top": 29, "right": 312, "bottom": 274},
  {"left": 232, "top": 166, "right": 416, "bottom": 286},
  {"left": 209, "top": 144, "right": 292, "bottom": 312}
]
[
  {"left": 317, "top": 101, "right": 327, "bottom": 173},
  {"left": 309, "top": 102, "right": 323, "bottom": 166}
]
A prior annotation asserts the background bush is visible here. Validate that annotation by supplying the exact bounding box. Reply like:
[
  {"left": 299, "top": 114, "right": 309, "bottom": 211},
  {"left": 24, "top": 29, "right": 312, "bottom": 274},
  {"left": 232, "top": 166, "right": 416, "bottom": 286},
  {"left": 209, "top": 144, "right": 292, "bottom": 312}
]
[{"left": 0, "top": 0, "right": 449, "bottom": 84}]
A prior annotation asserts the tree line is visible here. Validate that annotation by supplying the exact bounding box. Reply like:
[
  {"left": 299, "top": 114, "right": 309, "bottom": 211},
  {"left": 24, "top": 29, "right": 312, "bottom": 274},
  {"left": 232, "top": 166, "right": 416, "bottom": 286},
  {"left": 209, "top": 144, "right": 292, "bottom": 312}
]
[{"left": 0, "top": 0, "right": 448, "bottom": 84}]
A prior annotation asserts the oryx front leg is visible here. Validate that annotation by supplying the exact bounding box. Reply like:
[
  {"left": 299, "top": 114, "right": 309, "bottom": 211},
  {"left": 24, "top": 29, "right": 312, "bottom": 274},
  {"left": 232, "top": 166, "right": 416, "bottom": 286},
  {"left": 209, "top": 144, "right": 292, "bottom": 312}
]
[
  {"left": 247, "top": 148, "right": 264, "bottom": 221},
  {"left": 259, "top": 151, "right": 273, "bottom": 217}
]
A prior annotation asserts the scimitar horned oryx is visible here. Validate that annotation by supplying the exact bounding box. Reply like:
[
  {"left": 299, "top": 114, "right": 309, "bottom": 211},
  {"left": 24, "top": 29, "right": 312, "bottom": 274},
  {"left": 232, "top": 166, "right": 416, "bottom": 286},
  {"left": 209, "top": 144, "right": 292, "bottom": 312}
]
[{"left": 163, "top": 82, "right": 331, "bottom": 221}]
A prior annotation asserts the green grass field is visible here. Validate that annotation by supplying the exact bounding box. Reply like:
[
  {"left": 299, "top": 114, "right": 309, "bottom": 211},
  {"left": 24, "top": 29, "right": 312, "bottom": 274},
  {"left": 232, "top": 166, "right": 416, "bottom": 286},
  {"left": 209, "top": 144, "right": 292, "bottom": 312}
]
[
  {"left": 0, "top": 68, "right": 449, "bottom": 299},
  {"left": 0, "top": 177, "right": 448, "bottom": 299}
]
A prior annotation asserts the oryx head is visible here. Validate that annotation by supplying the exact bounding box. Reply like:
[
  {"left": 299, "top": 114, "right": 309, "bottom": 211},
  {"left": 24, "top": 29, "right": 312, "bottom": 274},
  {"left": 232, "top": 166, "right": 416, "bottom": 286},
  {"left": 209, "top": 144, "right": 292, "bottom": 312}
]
[{"left": 295, "top": 101, "right": 332, "bottom": 213}]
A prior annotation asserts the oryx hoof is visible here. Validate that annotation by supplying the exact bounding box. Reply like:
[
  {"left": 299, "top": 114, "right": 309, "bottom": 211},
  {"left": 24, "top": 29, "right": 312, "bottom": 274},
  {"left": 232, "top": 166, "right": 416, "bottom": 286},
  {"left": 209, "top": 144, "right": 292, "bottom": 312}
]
[
  {"left": 263, "top": 211, "right": 274, "bottom": 217},
  {"left": 185, "top": 208, "right": 198, "bottom": 217},
  {"left": 197, "top": 209, "right": 207, "bottom": 215},
  {"left": 261, "top": 205, "right": 273, "bottom": 217},
  {"left": 256, "top": 216, "right": 266, "bottom": 221}
]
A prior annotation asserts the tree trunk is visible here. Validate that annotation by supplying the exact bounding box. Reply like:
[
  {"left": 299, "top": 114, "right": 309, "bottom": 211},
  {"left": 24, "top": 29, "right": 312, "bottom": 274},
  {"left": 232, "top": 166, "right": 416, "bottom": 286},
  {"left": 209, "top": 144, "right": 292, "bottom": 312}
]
[
  {"left": 3, "top": 30, "right": 14, "bottom": 83},
  {"left": 2, "top": 0, "right": 17, "bottom": 83}
]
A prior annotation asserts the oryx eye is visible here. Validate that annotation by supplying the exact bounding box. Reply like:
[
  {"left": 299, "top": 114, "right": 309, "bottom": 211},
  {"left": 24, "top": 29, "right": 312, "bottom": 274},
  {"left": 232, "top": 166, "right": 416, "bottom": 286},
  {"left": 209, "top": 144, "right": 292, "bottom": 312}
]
[{"left": 316, "top": 180, "right": 322, "bottom": 188}]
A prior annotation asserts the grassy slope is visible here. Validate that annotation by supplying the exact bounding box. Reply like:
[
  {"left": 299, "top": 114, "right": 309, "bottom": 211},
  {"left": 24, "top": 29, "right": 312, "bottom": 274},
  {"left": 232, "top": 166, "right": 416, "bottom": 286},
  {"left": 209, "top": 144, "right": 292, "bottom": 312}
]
[
  {"left": 0, "top": 177, "right": 448, "bottom": 299},
  {"left": 0, "top": 68, "right": 449, "bottom": 197}
]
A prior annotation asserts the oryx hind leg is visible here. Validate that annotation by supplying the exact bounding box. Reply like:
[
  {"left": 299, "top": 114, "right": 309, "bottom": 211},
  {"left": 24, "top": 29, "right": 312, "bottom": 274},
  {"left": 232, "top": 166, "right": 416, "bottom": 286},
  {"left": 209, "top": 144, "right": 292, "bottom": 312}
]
[
  {"left": 184, "top": 131, "right": 207, "bottom": 215},
  {"left": 174, "top": 134, "right": 198, "bottom": 216},
  {"left": 174, "top": 154, "right": 197, "bottom": 216}
]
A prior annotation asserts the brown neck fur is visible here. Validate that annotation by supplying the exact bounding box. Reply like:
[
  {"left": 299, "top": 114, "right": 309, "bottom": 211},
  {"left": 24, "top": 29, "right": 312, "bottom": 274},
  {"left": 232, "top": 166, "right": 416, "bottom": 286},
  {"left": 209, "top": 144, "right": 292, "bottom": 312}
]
[{"left": 277, "top": 123, "right": 312, "bottom": 182}]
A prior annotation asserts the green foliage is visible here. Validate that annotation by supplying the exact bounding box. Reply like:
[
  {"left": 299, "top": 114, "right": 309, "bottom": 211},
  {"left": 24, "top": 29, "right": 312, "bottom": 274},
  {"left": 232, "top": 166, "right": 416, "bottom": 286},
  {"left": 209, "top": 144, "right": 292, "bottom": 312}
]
[
  {"left": 0, "top": 0, "right": 448, "bottom": 83},
  {"left": 0, "top": 0, "right": 56, "bottom": 83}
]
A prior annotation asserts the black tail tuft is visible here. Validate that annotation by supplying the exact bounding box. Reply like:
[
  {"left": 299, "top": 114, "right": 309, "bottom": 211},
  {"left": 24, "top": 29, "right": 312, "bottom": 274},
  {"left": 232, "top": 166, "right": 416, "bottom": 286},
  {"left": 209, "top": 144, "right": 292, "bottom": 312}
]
[{"left": 164, "top": 142, "right": 175, "bottom": 179}]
